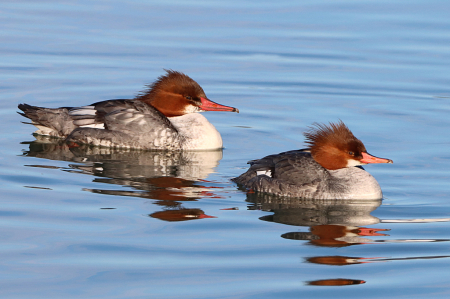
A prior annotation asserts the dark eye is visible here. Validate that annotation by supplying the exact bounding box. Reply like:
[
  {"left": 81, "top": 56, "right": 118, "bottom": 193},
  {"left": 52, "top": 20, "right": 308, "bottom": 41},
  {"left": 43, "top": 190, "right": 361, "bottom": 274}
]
[
  {"left": 185, "top": 96, "right": 192, "bottom": 100},
  {"left": 348, "top": 151, "right": 354, "bottom": 156}
]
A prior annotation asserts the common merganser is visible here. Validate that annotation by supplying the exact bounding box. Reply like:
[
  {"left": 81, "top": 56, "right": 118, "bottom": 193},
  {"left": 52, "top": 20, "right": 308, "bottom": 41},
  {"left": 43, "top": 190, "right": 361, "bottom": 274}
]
[
  {"left": 232, "top": 121, "right": 393, "bottom": 199},
  {"left": 18, "top": 70, "right": 239, "bottom": 150}
]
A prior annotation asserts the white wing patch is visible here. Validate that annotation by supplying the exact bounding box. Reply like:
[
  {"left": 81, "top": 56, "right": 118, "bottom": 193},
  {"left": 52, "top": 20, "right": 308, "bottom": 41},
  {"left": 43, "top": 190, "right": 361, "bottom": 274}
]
[
  {"left": 69, "top": 106, "right": 96, "bottom": 116},
  {"left": 79, "top": 123, "right": 105, "bottom": 129},
  {"left": 257, "top": 170, "right": 272, "bottom": 177},
  {"left": 69, "top": 106, "right": 105, "bottom": 129}
]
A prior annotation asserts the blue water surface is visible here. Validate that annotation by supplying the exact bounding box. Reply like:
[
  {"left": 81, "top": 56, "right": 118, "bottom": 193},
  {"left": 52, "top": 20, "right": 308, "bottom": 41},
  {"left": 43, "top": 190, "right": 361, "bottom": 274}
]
[{"left": 2, "top": 1, "right": 450, "bottom": 298}]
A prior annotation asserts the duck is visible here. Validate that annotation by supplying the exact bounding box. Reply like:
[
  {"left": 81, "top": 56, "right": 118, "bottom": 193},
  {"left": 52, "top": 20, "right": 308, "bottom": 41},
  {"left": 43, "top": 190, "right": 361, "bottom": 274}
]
[
  {"left": 232, "top": 121, "right": 392, "bottom": 199},
  {"left": 18, "top": 70, "right": 239, "bottom": 150}
]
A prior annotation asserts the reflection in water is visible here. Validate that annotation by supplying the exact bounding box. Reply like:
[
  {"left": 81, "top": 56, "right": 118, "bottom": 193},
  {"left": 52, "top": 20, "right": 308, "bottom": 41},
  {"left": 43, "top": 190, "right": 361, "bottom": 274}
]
[
  {"left": 247, "top": 192, "right": 384, "bottom": 246},
  {"left": 299, "top": 225, "right": 389, "bottom": 247},
  {"left": 22, "top": 137, "right": 224, "bottom": 221},
  {"left": 247, "top": 193, "right": 383, "bottom": 285},
  {"left": 246, "top": 192, "right": 450, "bottom": 285},
  {"left": 248, "top": 193, "right": 382, "bottom": 226},
  {"left": 307, "top": 254, "right": 450, "bottom": 267},
  {"left": 150, "top": 208, "right": 216, "bottom": 221},
  {"left": 307, "top": 256, "right": 378, "bottom": 266},
  {"left": 307, "top": 279, "right": 366, "bottom": 286}
]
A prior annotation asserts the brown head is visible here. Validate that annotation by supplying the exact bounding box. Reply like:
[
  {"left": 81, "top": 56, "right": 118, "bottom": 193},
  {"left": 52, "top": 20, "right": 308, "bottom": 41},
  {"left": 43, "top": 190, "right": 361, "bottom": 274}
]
[
  {"left": 304, "top": 121, "right": 393, "bottom": 170},
  {"left": 136, "top": 70, "right": 238, "bottom": 117}
]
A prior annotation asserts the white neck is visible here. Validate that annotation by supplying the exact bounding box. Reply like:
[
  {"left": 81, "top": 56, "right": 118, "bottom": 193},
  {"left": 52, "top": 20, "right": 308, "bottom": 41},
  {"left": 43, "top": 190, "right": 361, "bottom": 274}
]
[
  {"left": 169, "top": 113, "right": 223, "bottom": 150},
  {"left": 346, "top": 158, "right": 365, "bottom": 167}
]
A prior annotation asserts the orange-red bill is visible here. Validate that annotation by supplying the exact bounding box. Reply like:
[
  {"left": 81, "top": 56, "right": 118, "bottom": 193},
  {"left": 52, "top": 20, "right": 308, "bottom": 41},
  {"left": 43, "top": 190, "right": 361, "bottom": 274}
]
[
  {"left": 198, "top": 214, "right": 217, "bottom": 219},
  {"left": 361, "top": 152, "right": 393, "bottom": 164},
  {"left": 200, "top": 97, "right": 239, "bottom": 113},
  {"left": 357, "top": 227, "right": 390, "bottom": 237}
]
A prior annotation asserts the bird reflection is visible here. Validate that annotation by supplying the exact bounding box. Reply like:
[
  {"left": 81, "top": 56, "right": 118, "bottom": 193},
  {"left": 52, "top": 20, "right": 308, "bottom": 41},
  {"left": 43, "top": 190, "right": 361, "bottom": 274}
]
[
  {"left": 307, "top": 279, "right": 365, "bottom": 286},
  {"left": 21, "top": 136, "right": 223, "bottom": 220},
  {"left": 307, "top": 256, "right": 379, "bottom": 266},
  {"left": 285, "top": 224, "right": 390, "bottom": 247},
  {"left": 246, "top": 192, "right": 385, "bottom": 285},
  {"left": 150, "top": 208, "right": 216, "bottom": 221},
  {"left": 247, "top": 192, "right": 385, "bottom": 246},
  {"left": 245, "top": 192, "right": 450, "bottom": 285}
]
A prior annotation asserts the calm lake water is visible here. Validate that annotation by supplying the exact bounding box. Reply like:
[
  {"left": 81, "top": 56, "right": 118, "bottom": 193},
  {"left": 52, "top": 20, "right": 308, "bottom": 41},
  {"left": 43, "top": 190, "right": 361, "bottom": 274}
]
[{"left": 2, "top": 1, "right": 450, "bottom": 298}]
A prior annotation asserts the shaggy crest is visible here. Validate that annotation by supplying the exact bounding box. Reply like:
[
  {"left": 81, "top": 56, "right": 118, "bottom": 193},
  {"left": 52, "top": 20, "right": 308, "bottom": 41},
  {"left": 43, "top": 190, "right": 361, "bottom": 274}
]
[
  {"left": 304, "top": 121, "right": 367, "bottom": 170},
  {"left": 304, "top": 121, "right": 362, "bottom": 148},
  {"left": 136, "top": 70, "right": 206, "bottom": 101}
]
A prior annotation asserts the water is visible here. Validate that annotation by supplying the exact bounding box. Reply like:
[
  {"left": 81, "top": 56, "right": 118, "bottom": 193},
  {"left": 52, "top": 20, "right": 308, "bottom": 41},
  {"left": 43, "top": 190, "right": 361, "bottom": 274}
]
[{"left": 2, "top": 0, "right": 450, "bottom": 298}]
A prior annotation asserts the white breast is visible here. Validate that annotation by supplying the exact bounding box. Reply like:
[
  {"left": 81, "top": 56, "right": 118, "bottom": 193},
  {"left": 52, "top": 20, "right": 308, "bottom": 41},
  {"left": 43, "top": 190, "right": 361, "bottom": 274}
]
[
  {"left": 329, "top": 167, "right": 383, "bottom": 200},
  {"left": 168, "top": 114, "right": 223, "bottom": 150}
]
